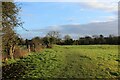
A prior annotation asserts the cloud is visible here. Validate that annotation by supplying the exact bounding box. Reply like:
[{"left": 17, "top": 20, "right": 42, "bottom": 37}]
[
  {"left": 18, "top": 30, "right": 48, "bottom": 39},
  {"left": 66, "top": 17, "right": 78, "bottom": 22},
  {"left": 49, "top": 25, "right": 63, "bottom": 31},
  {"left": 90, "top": 15, "right": 117, "bottom": 23},
  {"left": 19, "top": 20, "right": 118, "bottom": 39},
  {"left": 104, "top": 16, "right": 117, "bottom": 22},
  {"left": 80, "top": 0, "right": 118, "bottom": 12},
  {"left": 49, "top": 20, "right": 118, "bottom": 38}
]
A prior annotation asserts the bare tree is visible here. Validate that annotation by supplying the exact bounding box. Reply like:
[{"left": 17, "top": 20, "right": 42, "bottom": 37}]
[{"left": 46, "top": 31, "right": 60, "bottom": 44}]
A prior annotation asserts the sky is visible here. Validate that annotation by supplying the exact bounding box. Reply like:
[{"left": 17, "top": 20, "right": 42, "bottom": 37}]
[{"left": 15, "top": 0, "right": 119, "bottom": 39}]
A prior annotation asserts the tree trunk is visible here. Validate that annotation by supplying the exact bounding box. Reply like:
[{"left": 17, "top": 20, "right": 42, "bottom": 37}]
[
  {"left": 12, "top": 45, "right": 15, "bottom": 58},
  {"left": 9, "top": 45, "right": 14, "bottom": 59},
  {"left": 33, "top": 44, "right": 36, "bottom": 52},
  {"left": 28, "top": 45, "right": 31, "bottom": 52}
]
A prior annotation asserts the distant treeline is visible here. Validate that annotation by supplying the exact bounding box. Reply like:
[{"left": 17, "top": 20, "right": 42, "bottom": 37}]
[
  {"left": 18, "top": 31, "right": 120, "bottom": 47},
  {"left": 57, "top": 35, "right": 120, "bottom": 45}
]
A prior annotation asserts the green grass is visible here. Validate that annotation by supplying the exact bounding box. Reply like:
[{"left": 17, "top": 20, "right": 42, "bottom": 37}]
[{"left": 2, "top": 45, "right": 120, "bottom": 79}]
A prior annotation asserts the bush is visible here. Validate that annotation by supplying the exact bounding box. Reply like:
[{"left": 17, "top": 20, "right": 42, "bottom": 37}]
[
  {"left": 13, "top": 46, "right": 28, "bottom": 58},
  {"left": 35, "top": 46, "right": 43, "bottom": 52},
  {"left": 47, "top": 45, "right": 52, "bottom": 48}
]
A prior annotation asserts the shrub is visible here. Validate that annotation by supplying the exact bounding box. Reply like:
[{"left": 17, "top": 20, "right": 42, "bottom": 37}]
[{"left": 13, "top": 46, "right": 28, "bottom": 58}]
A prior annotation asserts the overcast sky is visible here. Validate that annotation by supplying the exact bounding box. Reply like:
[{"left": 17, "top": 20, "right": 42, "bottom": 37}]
[{"left": 15, "top": 0, "right": 119, "bottom": 39}]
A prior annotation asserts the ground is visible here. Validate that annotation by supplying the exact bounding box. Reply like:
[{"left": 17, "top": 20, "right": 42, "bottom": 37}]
[{"left": 2, "top": 45, "right": 120, "bottom": 79}]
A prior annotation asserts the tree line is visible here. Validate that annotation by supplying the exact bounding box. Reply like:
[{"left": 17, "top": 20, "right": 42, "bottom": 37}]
[{"left": 21, "top": 31, "right": 120, "bottom": 48}]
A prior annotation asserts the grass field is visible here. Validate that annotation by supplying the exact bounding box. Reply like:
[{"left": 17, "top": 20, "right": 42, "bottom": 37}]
[{"left": 2, "top": 45, "right": 120, "bottom": 79}]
